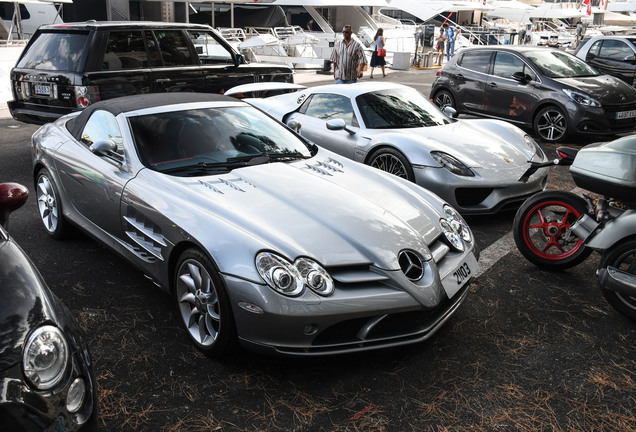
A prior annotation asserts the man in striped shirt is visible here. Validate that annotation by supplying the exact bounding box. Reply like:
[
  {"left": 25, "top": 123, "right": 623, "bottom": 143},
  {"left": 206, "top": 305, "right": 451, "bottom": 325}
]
[{"left": 331, "top": 25, "right": 367, "bottom": 84}]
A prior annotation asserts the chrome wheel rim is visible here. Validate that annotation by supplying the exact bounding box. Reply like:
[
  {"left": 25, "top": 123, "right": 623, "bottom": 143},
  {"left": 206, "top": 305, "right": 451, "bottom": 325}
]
[
  {"left": 370, "top": 153, "right": 408, "bottom": 179},
  {"left": 176, "top": 259, "right": 220, "bottom": 347},
  {"left": 537, "top": 109, "right": 566, "bottom": 142},
  {"left": 36, "top": 175, "right": 59, "bottom": 234},
  {"left": 435, "top": 92, "right": 452, "bottom": 109}
]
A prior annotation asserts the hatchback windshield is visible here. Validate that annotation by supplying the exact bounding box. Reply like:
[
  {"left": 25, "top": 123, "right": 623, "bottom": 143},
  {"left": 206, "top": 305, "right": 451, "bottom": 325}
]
[
  {"left": 129, "top": 105, "right": 313, "bottom": 174},
  {"left": 356, "top": 88, "right": 452, "bottom": 129},
  {"left": 524, "top": 49, "right": 599, "bottom": 79}
]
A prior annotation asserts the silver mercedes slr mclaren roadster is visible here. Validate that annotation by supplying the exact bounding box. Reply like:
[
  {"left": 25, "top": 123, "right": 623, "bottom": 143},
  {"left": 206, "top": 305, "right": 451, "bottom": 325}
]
[{"left": 32, "top": 93, "right": 479, "bottom": 357}]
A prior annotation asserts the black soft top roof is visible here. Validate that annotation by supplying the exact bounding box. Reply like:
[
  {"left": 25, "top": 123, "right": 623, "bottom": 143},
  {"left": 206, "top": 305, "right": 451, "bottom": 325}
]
[
  {"left": 67, "top": 92, "right": 237, "bottom": 141},
  {"left": 39, "top": 20, "right": 214, "bottom": 32}
]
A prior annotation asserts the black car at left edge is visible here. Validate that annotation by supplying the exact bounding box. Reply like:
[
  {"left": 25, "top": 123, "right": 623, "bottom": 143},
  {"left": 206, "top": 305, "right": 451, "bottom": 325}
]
[
  {"left": 431, "top": 45, "right": 636, "bottom": 142},
  {"left": 0, "top": 183, "right": 98, "bottom": 431}
]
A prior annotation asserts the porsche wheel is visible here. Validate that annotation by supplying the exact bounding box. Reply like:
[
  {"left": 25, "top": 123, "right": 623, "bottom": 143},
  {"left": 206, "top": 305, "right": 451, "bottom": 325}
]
[
  {"left": 433, "top": 90, "right": 456, "bottom": 111},
  {"left": 534, "top": 106, "right": 568, "bottom": 143},
  {"left": 36, "top": 168, "right": 69, "bottom": 239},
  {"left": 368, "top": 147, "right": 415, "bottom": 182},
  {"left": 174, "top": 248, "right": 236, "bottom": 356},
  {"left": 598, "top": 238, "right": 636, "bottom": 320},
  {"left": 513, "top": 191, "right": 592, "bottom": 270}
]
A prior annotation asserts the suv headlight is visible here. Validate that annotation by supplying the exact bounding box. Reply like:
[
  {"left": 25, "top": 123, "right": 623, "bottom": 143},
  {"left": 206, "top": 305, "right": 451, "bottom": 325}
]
[
  {"left": 23, "top": 325, "right": 69, "bottom": 390},
  {"left": 563, "top": 89, "right": 601, "bottom": 107},
  {"left": 256, "top": 252, "right": 334, "bottom": 297},
  {"left": 431, "top": 151, "right": 474, "bottom": 176}
]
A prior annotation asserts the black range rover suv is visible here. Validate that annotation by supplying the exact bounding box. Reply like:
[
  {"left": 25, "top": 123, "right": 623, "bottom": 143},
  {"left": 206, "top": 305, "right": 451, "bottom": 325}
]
[{"left": 9, "top": 21, "right": 294, "bottom": 124}]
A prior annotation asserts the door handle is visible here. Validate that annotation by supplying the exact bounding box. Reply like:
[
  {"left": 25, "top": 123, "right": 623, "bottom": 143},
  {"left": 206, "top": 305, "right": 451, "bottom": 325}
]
[
  {"left": 488, "top": 82, "right": 497, "bottom": 87},
  {"left": 155, "top": 78, "right": 171, "bottom": 83}
]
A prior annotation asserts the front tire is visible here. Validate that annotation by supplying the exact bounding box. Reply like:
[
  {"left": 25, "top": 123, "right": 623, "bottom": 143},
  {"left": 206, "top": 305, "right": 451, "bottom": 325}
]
[
  {"left": 534, "top": 105, "right": 568, "bottom": 142},
  {"left": 368, "top": 147, "right": 415, "bottom": 182},
  {"left": 35, "top": 168, "right": 70, "bottom": 239},
  {"left": 598, "top": 238, "right": 636, "bottom": 320},
  {"left": 174, "top": 248, "right": 237, "bottom": 356},
  {"left": 513, "top": 191, "right": 592, "bottom": 270}
]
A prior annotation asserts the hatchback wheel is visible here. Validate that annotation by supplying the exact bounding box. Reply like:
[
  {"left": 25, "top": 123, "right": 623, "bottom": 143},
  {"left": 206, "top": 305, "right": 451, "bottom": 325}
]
[
  {"left": 433, "top": 90, "right": 456, "bottom": 111},
  {"left": 534, "top": 106, "right": 568, "bottom": 142}
]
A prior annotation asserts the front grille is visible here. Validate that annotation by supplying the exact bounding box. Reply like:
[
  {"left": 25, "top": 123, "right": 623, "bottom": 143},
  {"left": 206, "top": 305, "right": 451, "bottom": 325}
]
[
  {"left": 605, "top": 102, "right": 636, "bottom": 130},
  {"left": 455, "top": 187, "right": 493, "bottom": 207}
]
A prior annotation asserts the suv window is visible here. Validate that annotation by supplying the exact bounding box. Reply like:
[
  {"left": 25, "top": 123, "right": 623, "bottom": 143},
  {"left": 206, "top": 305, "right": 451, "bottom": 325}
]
[
  {"left": 302, "top": 94, "right": 358, "bottom": 127},
  {"left": 493, "top": 52, "right": 536, "bottom": 80},
  {"left": 17, "top": 32, "right": 88, "bottom": 71},
  {"left": 154, "top": 30, "right": 195, "bottom": 66},
  {"left": 81, "top": 110, "right": 123, "bottom": 154},
  {"left": 187, "top": 30, "right": 233, "bottom": 64},
  {"left": 101, "top": 30, "right": 148, "bottom": 70},
  {"left": 458, "top": 50, "right": 491, "bottom": 74}
]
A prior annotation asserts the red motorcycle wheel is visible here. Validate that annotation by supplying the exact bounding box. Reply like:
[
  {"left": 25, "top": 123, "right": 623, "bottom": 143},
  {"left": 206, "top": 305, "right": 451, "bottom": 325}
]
[{"left": 513, "top": 191, "right": 592, "bottom": 270}]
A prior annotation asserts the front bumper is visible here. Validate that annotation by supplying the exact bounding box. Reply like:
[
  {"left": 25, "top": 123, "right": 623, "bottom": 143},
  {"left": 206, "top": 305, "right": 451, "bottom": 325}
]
[{"left": 413, "top": 165, "right": 549, "bottom": 215}]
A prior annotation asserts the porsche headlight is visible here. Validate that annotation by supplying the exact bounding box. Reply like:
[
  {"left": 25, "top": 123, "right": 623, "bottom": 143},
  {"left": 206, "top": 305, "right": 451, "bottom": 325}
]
[
  {"left": 443, "top": 204, "right": 473, "bottom": 244},
  {"left": 256, "top": 252, "right": 303, "bottom": 296},
  {"left": 256, "top": 253, "right": 334, "bottom": 297},
  {"left": 563, "top": 89, "right": 601, "bottom": 108},
  {"left": 23, "top": 325, "right": 69, "bottom": 390},
  {"left": 431, "top": 151, "right": 474, "bottom": 177}
]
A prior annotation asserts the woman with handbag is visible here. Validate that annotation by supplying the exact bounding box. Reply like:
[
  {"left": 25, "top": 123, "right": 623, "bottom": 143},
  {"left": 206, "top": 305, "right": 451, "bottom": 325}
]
[{"left": 369, "top": 28, "right": 387, "bottom": 78}]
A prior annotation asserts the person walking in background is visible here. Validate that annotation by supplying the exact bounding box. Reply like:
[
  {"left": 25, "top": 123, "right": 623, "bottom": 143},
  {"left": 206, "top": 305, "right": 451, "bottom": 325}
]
[
  {"left": 434, "top": 27, "right": 446, "bottom": 66},
  {"left": 306, "top": 19, "right": 315, "bottom": 31},
  {"left": 442, "top": 22, "right": 455, "bottom": 60},
  {"left": 331, "top": 25, "right": 367, "bottom": 84},
  {"left": 369, "top": 28, "right": 387, "bottom": 78}
]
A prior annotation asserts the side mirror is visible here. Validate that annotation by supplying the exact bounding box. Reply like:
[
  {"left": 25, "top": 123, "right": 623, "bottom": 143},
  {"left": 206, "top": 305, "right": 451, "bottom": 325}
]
[
  {"left": 512, "top": 71, "right": 532, "bottom": 84},
  {"left": 326, "top": 118, "right": 346, "bottom": 131},
  {"left": 443, "top": 106, "right": 457, "bottom": 119},
  {"left": 287, "top": 119, "right": 302, "bottom": 134},
  {"left": 0, "top": 182, "right": 28, "bottom": 230},
  {"left": 236, "top": 53, "right": 244, "bottom": 65},
  {"left": 90, "top": 139, "right": 117, "bottom": 156}
]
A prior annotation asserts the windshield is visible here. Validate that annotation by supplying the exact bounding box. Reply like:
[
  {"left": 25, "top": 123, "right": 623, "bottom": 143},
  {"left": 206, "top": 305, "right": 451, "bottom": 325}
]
[
  {"left": 524, "top": 49, "right": 599, "bottom": 79},
  {"left": 356, "top": 88, "right": 452, "bottom": 129},
  {"left": 129, "top": 105, "right": 314, "bottom": 175}
]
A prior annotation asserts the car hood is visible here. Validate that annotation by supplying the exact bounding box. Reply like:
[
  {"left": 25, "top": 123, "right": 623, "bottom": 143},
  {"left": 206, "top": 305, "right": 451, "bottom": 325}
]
[
  {"left": 556, "top": 75, "right": 636, "bottom": 103},
  {"left": 388, "top": 119, "right": 540, "bottom": 170},
  {"left": 146, "top": 151, "right": 447, "bottom": 271},
  {"left": 0, "top": 237, "right": 58, "bottom": 372}
]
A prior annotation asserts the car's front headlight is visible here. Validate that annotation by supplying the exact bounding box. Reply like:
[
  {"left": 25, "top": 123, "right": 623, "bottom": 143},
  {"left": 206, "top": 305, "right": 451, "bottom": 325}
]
[
  {"left": 256, "top": 252, "right": 334, "bottom": 297},
  {"left": 563, "top": 89, "right": 601, "bottom": 107},
  {"left": 431, "top": 151, "right": 474, "bottom": 177},
  {"left": 440, "top": 204, "right": 473, "bottom": 251},
  {"left": 23, "top": 325, "right": 69, "bottom": 390},
  {"left": 523, "top": 134, "right": 545, "bottom": 160}
]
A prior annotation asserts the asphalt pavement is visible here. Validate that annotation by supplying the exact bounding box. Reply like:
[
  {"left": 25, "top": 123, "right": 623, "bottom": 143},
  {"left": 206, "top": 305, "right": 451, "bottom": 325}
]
[{"left": 1, "top": 67, "right": 634, "bottom": 432}]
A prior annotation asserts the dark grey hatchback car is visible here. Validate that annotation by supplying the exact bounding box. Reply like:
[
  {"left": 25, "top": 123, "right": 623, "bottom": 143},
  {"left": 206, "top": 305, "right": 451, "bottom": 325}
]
[{"left": 430, "top": 46, "right": 636, "bottom": 142}]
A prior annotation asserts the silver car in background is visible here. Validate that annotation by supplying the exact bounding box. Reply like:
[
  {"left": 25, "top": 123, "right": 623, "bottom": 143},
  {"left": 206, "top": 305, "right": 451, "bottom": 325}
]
[
  {"left": 31, "top": 93, "right": 479, "bottom": 357},
  {"left": 246, "top": 82, "right": 549, "bottom": 215}
]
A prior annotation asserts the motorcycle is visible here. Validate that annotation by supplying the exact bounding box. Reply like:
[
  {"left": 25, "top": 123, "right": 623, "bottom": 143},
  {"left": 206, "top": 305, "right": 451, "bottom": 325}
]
[{"left": 512, "top": 135, "right": 636, "bottom": 319}]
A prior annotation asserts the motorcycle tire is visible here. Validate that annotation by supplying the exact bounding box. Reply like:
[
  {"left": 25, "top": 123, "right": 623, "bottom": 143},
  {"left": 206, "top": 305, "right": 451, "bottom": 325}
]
[
  {"left": 598, "top": 237, "right": 636, "bottom": 320},
  {"left": 513, "top": 191, "right": 592, "bottom": 270}
]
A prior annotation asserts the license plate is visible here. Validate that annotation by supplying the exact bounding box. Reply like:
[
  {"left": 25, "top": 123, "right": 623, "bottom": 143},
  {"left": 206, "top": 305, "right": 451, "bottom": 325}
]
[
  {"left": 616, "top": 110, "right": 636, "bottom": 120},
  {"left": 33, "top": 83, "right": 51, "bottom": 96},
  {"left": 442, "top": 253, "right": 479, "bottom": 299}
]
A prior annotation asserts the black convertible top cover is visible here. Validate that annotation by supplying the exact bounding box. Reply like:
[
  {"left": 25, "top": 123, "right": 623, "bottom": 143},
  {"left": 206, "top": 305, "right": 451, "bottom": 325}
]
[{"left": 67, "top": 92, "right": 236, "bottom": 141}]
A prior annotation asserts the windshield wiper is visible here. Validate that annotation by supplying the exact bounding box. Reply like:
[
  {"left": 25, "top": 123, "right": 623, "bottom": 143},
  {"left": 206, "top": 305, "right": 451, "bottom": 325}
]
[
  {"left": 268, "top": 152, "right": 308, "bottom": 161},
  {"left": 160, "top": 154, "right": 270, "bottom": 174}
]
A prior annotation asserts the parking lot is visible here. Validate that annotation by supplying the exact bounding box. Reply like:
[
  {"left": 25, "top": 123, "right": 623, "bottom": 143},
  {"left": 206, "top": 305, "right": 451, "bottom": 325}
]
[{"left": 1, "top": 68, "right": 634, "bottom": 431}]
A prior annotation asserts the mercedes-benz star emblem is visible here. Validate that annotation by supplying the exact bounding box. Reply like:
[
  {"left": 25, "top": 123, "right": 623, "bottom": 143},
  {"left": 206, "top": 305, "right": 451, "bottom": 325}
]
[{"left": 398, "top": 250, "right": 424, "bottom": 281}]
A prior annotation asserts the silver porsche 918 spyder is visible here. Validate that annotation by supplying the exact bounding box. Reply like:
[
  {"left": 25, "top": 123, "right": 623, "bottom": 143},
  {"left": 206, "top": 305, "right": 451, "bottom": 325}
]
[
  {"left": 245, "top": 82, "right": 550, "bottom": 215},
  {"left": 32, "top": 92, "right": 478, "bottom": 357}
]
